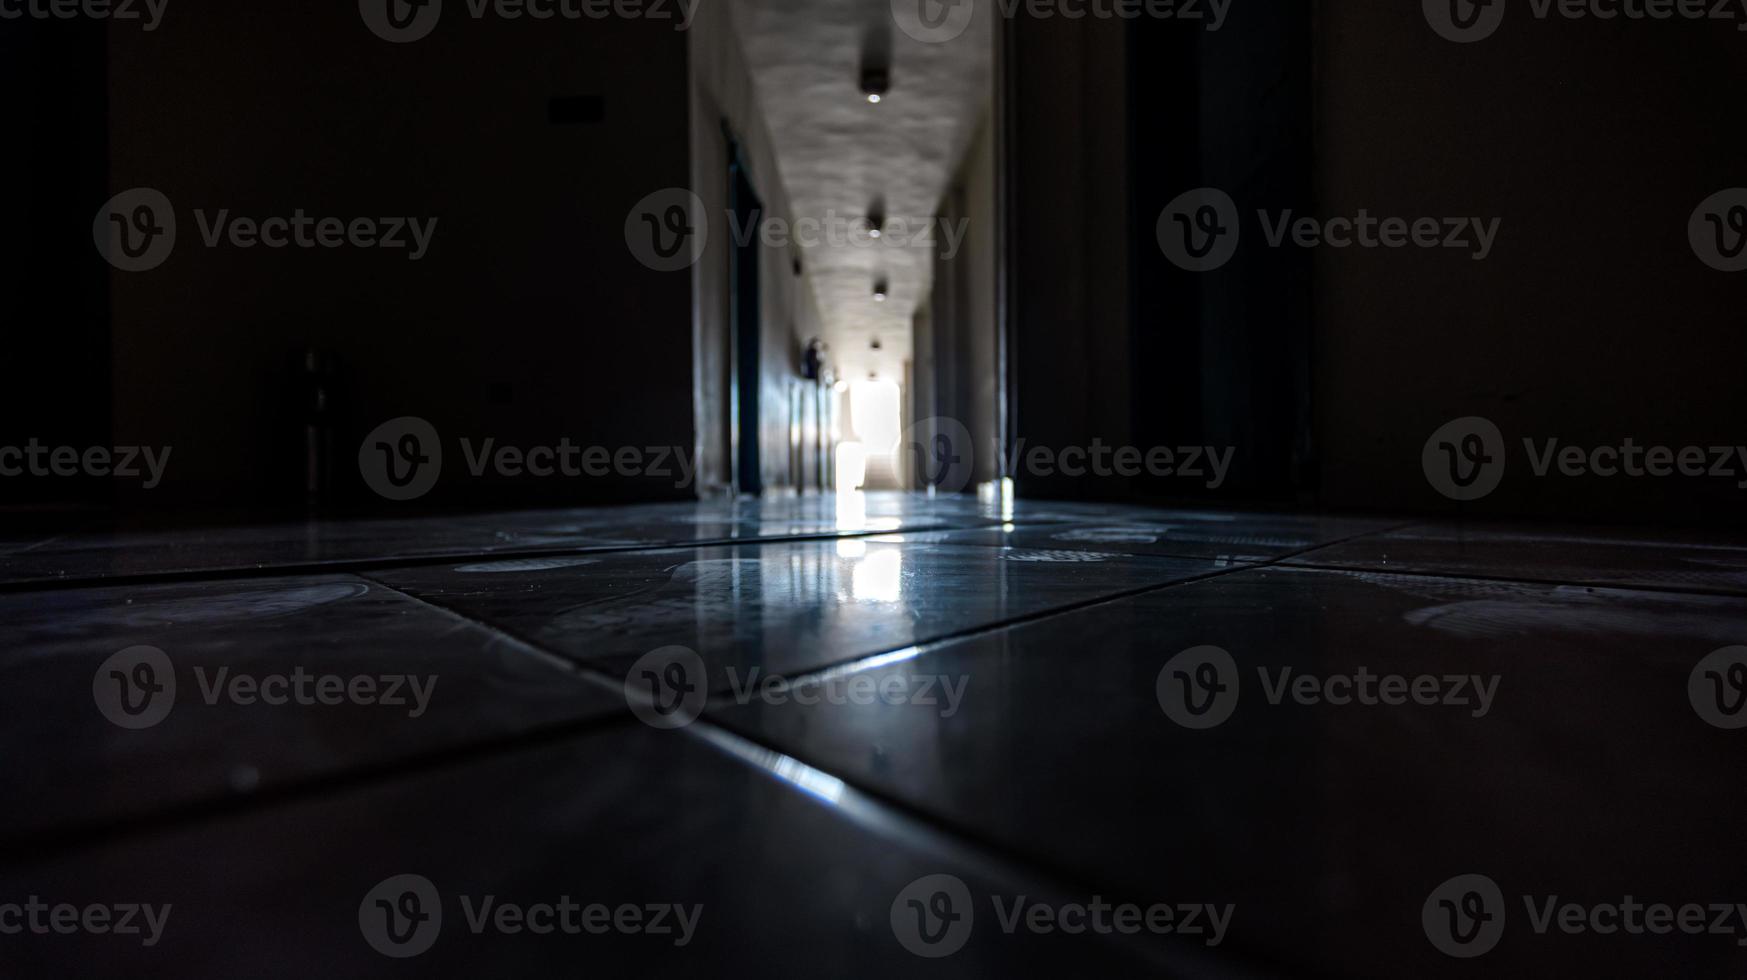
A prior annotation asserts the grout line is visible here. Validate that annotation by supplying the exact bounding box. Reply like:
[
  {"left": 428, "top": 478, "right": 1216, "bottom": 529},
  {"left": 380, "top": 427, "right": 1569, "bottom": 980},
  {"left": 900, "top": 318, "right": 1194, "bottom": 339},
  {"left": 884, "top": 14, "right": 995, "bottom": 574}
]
[
  {"left": 694, "top": 523, "right": 1429, "bottom": 695},
  {"left": 0, "top": 709, "right": 640, "bottom": 866},
  {"left": 0, "top": 520, "right": 1479, "bottom": 881},
  {"left": 366, "top": 546, "right": 1273, "bottom": 700},
  {"left": 0, "top": 515, "right": 1433, "bottom": 866},
  {"left": 0, "top": 520, "right": 1028, "bottom": 595},
  {"left": 0, "top": 516, "right": 1553, "bottom": 979},
  {"left": 676, "top": 722, "right": 1290, "bottom": 980},
  {"left": 1277, "top": 558, "right": 1747, "bottom": 600},
  {"left": 365, "top": 518, "right": 1426, "bottom": 707},
  {"left": 0, "top": 578, "right": 635, "bottom": 864},
  {"left": 14, "top": 530, "right": 80, "bottom": 556},
  {"left": 704, "top": 560, "right": 1267, "bottom": 702},
  {"left": 0, "top": 513, "right": 1425, "bottom": 597}
]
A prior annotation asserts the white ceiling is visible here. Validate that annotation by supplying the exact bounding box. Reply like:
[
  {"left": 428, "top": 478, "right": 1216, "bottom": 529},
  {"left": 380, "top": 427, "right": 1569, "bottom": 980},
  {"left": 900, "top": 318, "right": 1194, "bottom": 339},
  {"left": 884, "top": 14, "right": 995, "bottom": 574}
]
[{"left": 728, "top": 0, "right": 992, "bottom": 383}]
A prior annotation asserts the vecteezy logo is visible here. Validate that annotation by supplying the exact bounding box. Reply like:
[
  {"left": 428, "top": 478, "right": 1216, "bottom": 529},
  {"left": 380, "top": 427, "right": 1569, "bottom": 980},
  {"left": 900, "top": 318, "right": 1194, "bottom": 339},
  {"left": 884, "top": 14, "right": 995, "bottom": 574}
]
[
  {"left": 890, "top": 874, "right": 974, "bottom": 958},
  {"left": 93, "top": 646, "right": 177, "bottom": 729},
  {"left": 892, "top": 0, "right": 974, "bottom": 43},
  {"left": 1689, "top": 189, "right": 1747, "bottom": 272},
  {"left": 1156, "top": 646, "right": 1240, "bottom": 729},
  {"left": 1690, "top": 646, "right": 1747, "bottom": 729},
  {"left": 1423, "top": 874, "right": 1506, "bottom": 958},
  {"left": 359, "top": 417, "right": 443, "bottom": 501},
  {"left": 1422, "top": 417, "right": 1506, "bottom": 502},
  {"left": 359, "top": 874, "right": 443, "bottom": 958},
  {"left": 93, "top": 189, "right": 177, "bottom": 272},
  {"left": 1157, "top": 188, "right": 1240, "bottom": 272},
  {"left": 1423, "top": 0, "right": 1505, "bottom": 42},
  {"left": 624, "top": 646, "right": 708, "bottom": 729},
  {"left": 899, "top": 417, "right": 975, "bottom": 494},
  {"left": 359, "top": 0, "right": 442, "bottom": 42},
  {"left": 624, "top": 189, "right": 708, "bottom": 272}
]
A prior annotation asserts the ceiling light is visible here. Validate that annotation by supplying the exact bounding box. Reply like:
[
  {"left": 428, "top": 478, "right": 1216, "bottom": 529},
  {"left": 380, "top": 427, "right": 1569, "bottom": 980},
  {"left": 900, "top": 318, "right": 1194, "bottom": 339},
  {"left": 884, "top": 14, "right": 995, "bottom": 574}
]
[{"left": 860, "top": 65, "right": 890, "bottom": 102}]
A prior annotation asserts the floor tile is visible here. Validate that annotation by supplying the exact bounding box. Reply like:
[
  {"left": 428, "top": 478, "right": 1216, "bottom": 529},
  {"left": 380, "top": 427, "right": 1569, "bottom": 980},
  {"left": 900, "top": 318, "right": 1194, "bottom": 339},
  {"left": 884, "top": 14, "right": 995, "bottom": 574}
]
[
  {"left": 369, "top": 539, "right": 1234, "bottom": 691},
  {"left": 0, "top": 495, "right": 1007, "bottom": 587},
  {"left": 867, "top": 511, "right": 1400, "bottom": 562},
  {"left": 0, "top": 493, "right": 1237, "bottom": 587},
  {"left": 0, "top": 723, "right": 1177, "bottom": 978},
  {"left": 711, "top": 565, "right": 1747, "bottom": 978},
  {"left": 1287, "top": 522, "right": 1747, "bottom": 595},
  {"left": 0, "top": 574, "right": 618, "bottom": 844}
]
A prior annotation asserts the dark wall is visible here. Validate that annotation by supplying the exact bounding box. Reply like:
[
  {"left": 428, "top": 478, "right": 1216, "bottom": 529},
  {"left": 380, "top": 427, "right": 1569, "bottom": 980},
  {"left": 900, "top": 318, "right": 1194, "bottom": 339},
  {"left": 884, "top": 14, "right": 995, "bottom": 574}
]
[
  {"left": 0, "top": 19, "right": 111, "bottom": 509},
  {"left": 1012, "top": 6, "right": 1747, "bottom": 524},
  {"left": 1313, "top": 4, "right": 1747, "bottom": 524},
  {"left": 1129, "top": 2, "right": 1314, "bottom": 503},
  {"left": 1006, "top": 11, "right": 1132, "bottom": 500},
  {"left": 93, "top": 2, "right": 693, "bottom": 513},
  {"left": 1010, "top": 4, "right": 1311, "bottom": 504},
  {"left": 922, "top": 111, "right": 999, "bottom": 491}
]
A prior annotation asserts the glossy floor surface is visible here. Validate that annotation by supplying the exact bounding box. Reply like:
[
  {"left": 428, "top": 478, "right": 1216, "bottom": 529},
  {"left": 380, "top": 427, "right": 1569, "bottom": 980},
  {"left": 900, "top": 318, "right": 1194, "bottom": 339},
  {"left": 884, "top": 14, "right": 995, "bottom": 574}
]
[{"left": 4, "top": 494, "right": 1743, "bottom": 978}]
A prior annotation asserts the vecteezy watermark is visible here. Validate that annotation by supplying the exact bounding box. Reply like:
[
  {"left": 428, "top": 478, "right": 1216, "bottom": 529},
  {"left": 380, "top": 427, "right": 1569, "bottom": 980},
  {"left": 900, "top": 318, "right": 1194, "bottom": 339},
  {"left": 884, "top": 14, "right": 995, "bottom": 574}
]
[
  {"left": 890, "top": 875, "right": 1232, "bottom": 958},
  {"left": 1426, "top": 0, "right": 1747, "bottom": 44},
  {"left": 727, "top": 209, "right": 972, "bottom": 260},
  {"left": 358, "top": 875, "right": 702, "bottom": 958},
  {"left": 623, "top": 647, "right": 708, "bottom": 729},
  {"left": 1690, "top": 647, "right": 1747, "bottom": 729},
  {"left": 93, "top": 646, "right": 439, "bottom": 730},
  {"left": 0, "top": 898, "right": 172, "bottom": 947},
  {"left": 1691, "top": 189, "right": 1747, "bottom": 272},
  {"left": 93, "top": 188, "right": 437, "bottom": 272},
  {"left": 1423, "top": 874, "right": 1508, "bottom": 957},
  {"left": 0, "top": 440, "right": 172, "bottom": 489},
  {"left": 623, "top": 191, "right": 971, "bottom": 272},
  {"left": 360, "top": 0, "right": 698, "bottom": 43},
  {"left": 359, "top": 417, "right": 443, "bottom": 502},
  {"left": 900, "top": 418, "right": 1237, "bottom": 493},
  {"left": 625, "top": 189, "right": 708, "bottom": 272},
  {"left": 1424, "top": 873, "right": 1747, "bottom": 958},
  {"left": 1422, "top": 417, "right": 1507, "bottom": 502},
  {"left": 358, "top": 417, "right": 699, "bottom": 501},
  {"left": 1157, "top": 188, "right": 1501, "bottom": 272},
  {"left": 725, "top": 667, "right": 969, "bottom": 718},
  {"left": 0, "top": 0, "right": 168, "bottom": 29},
  {"left": 92, "top": 188, "right": 176, "bottom": 272},
  {"left": 1422, "top": 416, "right": 1747, "bottom": 501},
  {"left": 623, "top": 652, "right": 968, "bottom": 731},
  {"left": 902, "top": 417, "right": 978, "bottom": 494},
  {"left": 892, "top": 0, "right": 1230, "bottom": 44},
  {"left": 995, "top": 440, "right": 1235, "bottom": 490},
  {"left": 92, "top": 647, "right": 177, "bottom": 730},
  {"left": 1156, "top": 646, "right": 1500, "bottom": 730}
]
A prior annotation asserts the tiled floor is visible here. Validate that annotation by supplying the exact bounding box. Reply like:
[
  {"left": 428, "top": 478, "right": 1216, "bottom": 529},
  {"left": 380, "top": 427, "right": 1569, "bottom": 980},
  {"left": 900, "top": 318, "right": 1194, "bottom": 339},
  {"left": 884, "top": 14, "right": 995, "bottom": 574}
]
[{"left": 3, "top": 494, "right": 1743, "bottom": 977}]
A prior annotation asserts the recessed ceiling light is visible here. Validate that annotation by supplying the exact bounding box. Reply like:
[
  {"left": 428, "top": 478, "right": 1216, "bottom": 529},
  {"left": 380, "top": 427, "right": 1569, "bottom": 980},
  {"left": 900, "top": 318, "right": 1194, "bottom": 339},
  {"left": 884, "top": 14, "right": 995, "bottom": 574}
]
[{"left": 860, "top": 64, "right": 890, "bottom": 102}]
